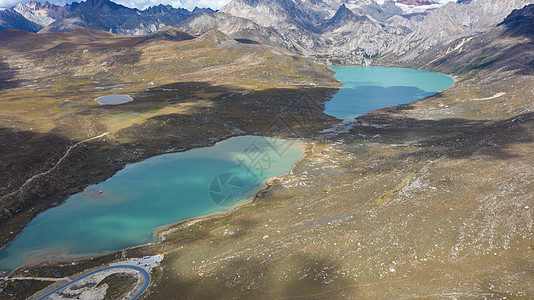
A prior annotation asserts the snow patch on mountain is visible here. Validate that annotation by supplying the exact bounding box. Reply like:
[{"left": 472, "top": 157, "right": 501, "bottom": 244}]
[{"left": 394, "top": 0, "right": 457, "bottom": 14}]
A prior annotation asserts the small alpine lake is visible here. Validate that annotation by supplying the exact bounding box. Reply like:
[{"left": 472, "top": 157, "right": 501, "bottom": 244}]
[{"left": 94, "top": 95, "right": 133, "bottom": 105}]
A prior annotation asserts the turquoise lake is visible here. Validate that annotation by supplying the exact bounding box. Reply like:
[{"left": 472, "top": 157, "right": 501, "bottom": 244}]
[
  {"left": 325, "top": 66, "right": 454, "bottom": 120},
  {"left": 0, "top": 136, "right": 303, "bottom": 271}
]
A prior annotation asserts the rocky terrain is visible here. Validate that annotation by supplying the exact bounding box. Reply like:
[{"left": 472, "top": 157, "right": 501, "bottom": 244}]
[
  {"left": 0, "top": 0, "right": 212, "bottom": 34},
  {"left": 40, "top": 0, "right": 213, "bottom": 35},
  {"left": 386, "top": 0, "right": 534, "bottom": 62},
  {"left": 3, "top": 0, "right": 532, "bottom": 63},
  {"left": 13, "top": 1, "right": 71, "bottom": 27},
  {"left": 175, "top": 0, "right": 534, "bottom": 64},
  {"left": 0, "top": 8, "right": 42, "bottom": 32},
  {"left": 175, "top": 11, "right": 292, "bottom": 50}
]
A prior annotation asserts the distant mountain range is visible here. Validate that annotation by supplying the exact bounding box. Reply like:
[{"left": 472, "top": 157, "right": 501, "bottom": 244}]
[
  {"left": 1, "top": 0, "right": 533, "bottom": 65},
  {"left": 0, "top": 0, "right": 214, "bottom": 34},
  {"left": 0, "top": 0, "right": 482, "bottom": 35}
]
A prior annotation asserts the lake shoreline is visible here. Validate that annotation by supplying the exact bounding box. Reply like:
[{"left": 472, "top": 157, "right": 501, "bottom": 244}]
[
  {"left": 153, "top": 140, "right": 310, "bottom": 241},
  {"left": 0, "top": 138, "right": 309, "bottom": 273}
]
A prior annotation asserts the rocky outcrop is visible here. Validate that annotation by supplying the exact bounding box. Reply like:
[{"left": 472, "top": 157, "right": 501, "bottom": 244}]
[
  {"left": 499, "top": 3, "right": 534, "bottom": 37},
  {"left": 143, "top": 26, "right": 195, "bottom": 41},
  {"left": 315, "top": 4, "right": 370, "bottom": 33}
]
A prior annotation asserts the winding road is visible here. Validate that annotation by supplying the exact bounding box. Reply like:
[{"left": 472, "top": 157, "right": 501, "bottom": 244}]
[{"left": 37, "top": 264, "right": 150, "bottom": 300}]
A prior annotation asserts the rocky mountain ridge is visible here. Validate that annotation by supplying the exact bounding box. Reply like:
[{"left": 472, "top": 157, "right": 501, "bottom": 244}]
[
  {"left": 387, "top": 0, "right": 534, "bottom": 62},
  {"left": 207, "top": 0, "right": 534, "bottom": 64},
  {"left": 0, "top": 7, "right": 42, "bottom": 32},
  {"left": 13, "top": 1, "right": 70, "bottom": 27},
  {"left": 0, "top": 0, "right": 213, "bottom": 34},
  {"left": 0, "top": 0, "right": 469, "bottom": 36},
  {"left": 3, "top": 0, "right": 529, "bottom": 66}
]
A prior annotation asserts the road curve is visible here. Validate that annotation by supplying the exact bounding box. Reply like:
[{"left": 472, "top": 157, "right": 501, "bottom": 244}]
[{"left": 37, "top": 265, "right": 150, "bottom": 300}]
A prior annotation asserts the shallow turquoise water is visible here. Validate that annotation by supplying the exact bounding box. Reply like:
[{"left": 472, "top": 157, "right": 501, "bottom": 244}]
[
  {"left": 0, "top": 136, "right": 302, "bottom": 271},
  {"left": 325, "top": 66, "right": 453, "bottom": 120}
]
